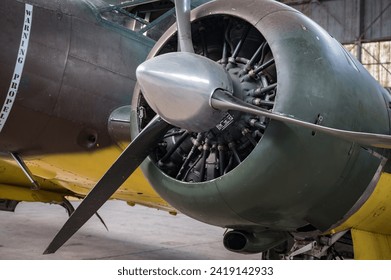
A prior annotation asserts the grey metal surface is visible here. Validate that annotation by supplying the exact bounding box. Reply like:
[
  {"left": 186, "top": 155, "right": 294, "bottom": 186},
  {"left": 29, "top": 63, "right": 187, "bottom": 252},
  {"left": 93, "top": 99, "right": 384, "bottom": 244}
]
[
  {"left": 175, "top": 0, "right": 194, "bottom": 52},
  {"left": 108, "top": 106, "right": 132, "bottom": 145},
  {"left": 137, "top": 52, "right": 233, "bottom": 132}
]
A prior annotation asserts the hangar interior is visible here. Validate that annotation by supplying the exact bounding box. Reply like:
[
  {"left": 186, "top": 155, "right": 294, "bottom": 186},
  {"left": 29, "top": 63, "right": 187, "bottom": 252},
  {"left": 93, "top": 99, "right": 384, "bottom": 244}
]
[{"left": 280, "top": 0, "right": 391, "bottom": 87}]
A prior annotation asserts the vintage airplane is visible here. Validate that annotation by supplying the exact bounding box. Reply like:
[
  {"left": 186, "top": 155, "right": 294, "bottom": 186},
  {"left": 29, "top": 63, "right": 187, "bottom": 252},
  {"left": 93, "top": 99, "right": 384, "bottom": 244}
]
[{"left": 1, "top": 0, "right": 391, "bottom": 260}]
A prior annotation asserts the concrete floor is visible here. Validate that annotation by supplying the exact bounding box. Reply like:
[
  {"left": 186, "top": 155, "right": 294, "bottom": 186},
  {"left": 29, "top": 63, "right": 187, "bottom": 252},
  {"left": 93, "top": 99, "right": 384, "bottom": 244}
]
[{"left": 0, "top": 200, "right": 261, "bottom": 260}]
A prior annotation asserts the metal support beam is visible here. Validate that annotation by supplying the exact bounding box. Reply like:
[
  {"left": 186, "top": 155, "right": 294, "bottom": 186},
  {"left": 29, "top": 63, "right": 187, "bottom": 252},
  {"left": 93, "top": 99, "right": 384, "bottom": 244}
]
[
  {"left": 10, "top": 153, "right": 40, "bottom": 190},
  {"left": 357, "top": 0, "right": 365, "bottom": 63}
]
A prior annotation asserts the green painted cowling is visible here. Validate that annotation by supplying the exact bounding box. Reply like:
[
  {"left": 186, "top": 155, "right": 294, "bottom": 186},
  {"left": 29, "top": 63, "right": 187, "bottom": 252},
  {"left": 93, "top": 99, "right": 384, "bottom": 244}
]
[{"left": 131, "top": 0, "right": 390, "bottom": 252}]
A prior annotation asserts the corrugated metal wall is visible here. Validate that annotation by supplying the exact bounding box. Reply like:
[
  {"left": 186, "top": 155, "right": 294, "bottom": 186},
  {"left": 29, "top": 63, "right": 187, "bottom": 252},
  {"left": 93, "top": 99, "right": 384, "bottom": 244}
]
[
  {"left": 282, "top": 0, "right": 360, "bottom": 43},
  {"left": 280, "top": 0, "right": 391, "bottom": 87},
  {"left": 362, "top": 0, "right": 391, "bottom": 42},
  {"left": 280, "top": 0, "right": 391, "bottom": 43}
]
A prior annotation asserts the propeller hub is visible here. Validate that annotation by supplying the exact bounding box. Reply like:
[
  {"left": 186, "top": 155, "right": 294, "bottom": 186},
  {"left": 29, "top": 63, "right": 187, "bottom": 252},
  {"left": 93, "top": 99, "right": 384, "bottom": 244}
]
[{"left": 136, "top": 52, "right": 233, "bottom": 132}]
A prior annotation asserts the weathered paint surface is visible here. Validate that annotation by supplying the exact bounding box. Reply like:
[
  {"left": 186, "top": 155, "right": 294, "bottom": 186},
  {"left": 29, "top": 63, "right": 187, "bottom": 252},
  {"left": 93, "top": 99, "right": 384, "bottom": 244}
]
[
  {"left": 351, "top": 229, "right": 391, "bottom": 259},
  {"left": 332, "top": 172, "right": 391, "bottom": 235},
  {"left": 331, "top": 172, "right": 391, "bottom": 259}
]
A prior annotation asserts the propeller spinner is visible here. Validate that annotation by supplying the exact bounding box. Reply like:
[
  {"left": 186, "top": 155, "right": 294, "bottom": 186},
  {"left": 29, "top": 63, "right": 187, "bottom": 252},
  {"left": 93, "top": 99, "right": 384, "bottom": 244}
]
[{"left": 136, "top": 52, "right": 233, "bottom": 132}]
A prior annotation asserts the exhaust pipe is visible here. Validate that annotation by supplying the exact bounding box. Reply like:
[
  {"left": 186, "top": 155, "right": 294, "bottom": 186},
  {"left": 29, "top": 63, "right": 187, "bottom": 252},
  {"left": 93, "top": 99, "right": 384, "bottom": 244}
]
[{"left": 223, "top": 230, "right": 289, "bottom": 254}]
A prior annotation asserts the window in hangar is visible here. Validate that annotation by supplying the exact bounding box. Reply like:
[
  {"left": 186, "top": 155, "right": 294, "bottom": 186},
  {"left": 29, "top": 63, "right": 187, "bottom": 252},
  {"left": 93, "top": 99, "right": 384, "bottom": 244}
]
[
  {"left": 99, "top": 0, "right": 176, "bottom": 41},
  {"left": 345, "top": 41, "right": 391, "bottom": 88}
]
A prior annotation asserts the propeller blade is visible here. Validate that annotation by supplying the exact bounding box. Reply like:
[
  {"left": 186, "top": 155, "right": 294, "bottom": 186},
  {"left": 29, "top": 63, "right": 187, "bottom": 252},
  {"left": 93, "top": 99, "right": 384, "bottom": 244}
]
[
  {"left": 175, "top": 0, "right": 194, "bottom": 52},
  {"left": 44, "top": 116, "right": 171, "bottom": 254},
  {"left": 211, "top": 90, "right": 391, "bottom": 149}
]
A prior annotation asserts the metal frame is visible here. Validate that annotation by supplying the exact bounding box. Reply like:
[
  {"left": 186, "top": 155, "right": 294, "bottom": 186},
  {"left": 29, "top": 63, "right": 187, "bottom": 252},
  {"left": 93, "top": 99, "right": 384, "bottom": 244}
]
[{"left": 97, "top": 0, "right": 176, "bottom": 36}]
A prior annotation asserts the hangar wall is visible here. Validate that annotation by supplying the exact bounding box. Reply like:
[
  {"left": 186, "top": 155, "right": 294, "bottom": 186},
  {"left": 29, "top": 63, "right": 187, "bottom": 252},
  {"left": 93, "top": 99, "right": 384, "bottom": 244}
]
[{"left": 280, "top": 0, "right": 391, "bottom": 87}]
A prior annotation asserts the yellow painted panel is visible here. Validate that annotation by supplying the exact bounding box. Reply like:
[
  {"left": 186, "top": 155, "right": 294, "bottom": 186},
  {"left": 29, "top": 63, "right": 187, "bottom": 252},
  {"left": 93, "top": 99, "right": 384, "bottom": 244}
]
[
  {"left": 0, "top": 159, "right": 39, "bottom": 188},
  {"left": 0, "top": 184, "right": 64, "bottom": 203},
  {"left": 26, "top": 146, "right": 173, "bottom": 211},
  {"left": 0, "top": 158, "right": 68, "bottom": 193},
  {"left": 351, "top": 229, "right": 391, "bottom": 260},
  {"left": 0, "top": 146, "right": 173, "bottom": 211},
  {"left": 332, "top": 172, "right": 391, "bottom": 234}
]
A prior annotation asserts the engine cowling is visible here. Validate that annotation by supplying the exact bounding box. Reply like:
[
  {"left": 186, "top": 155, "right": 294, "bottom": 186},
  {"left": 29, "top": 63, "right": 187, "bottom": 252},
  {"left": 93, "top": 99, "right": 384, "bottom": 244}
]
[{"left": 131, "top": 0, "right": 390, "bottom": 253}]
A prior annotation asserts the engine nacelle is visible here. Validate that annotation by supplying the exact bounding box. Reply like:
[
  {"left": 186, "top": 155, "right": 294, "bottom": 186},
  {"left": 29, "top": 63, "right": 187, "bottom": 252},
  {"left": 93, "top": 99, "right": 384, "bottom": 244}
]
[{"left": 131, "top": 0, "right": 390, "bottom": 251}]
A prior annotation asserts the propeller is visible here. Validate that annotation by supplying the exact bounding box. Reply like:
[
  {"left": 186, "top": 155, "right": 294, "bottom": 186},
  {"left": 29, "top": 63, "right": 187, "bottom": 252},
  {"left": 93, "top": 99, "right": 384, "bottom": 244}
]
[
  {"left": 210, "top": 90, "right": 391, "bottom": 149},
  {"left": 45, "top": 0, "right": 391, "bottom": 255},
  {"left": 136, "top": 51, "right": 391, "bottom": 149},
  {"left": 175, "top": 0, "right": 194, "bottom": 53},
  {"left": 43, "top": 116, "right": 171, "bottom": 254},
  {"left": 44, "top": 0, "right": 193, "bottom": 254}
]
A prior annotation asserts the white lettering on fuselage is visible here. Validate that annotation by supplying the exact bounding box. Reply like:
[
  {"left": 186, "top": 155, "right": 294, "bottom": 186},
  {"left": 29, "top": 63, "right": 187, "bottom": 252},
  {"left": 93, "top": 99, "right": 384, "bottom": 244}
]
[{"left": 0, "top": 4, "right": 33, "bottom": 132}]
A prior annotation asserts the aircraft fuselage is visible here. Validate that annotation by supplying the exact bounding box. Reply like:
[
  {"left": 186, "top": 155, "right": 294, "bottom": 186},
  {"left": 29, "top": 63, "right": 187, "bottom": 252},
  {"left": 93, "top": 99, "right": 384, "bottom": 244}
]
[{"left": 0, "top": 0, "right": 153, "bottom": 155}]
